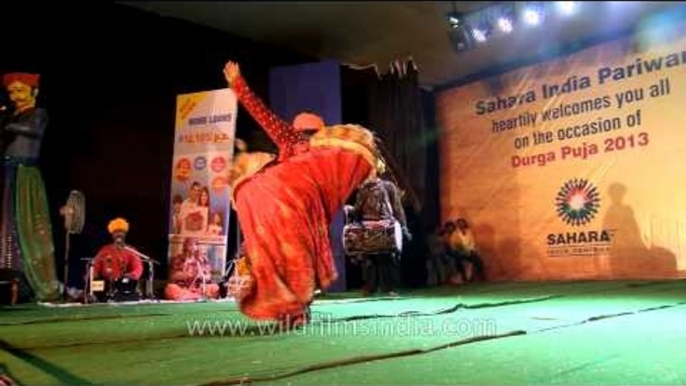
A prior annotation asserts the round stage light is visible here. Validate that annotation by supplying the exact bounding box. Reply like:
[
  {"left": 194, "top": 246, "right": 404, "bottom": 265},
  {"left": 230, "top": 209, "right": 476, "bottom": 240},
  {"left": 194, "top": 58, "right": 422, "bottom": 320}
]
[
  {"left": 498, "top": 17, "right": 514, "bottom": 33},
  {"left": 557, "top": 1, "right": 577, "bottom": 16},
  {"left": 523, "top": 8, "right": 542, "bottom": 26},
  {"left": 472, "top": 28, "right": 488, "bottom": 43}
]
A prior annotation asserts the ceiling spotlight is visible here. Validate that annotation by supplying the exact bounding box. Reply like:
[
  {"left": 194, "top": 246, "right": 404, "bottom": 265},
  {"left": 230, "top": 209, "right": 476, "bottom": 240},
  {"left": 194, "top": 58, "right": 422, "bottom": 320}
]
[
  {"left": 523, "top": 8, "right": 542, "bottom": 26},
  {"left": 472, "top": 28, "right": 488, "bottom": 43},
  {"left": 449, "top": 16, "right": 460, "bottom": 28},
  {"left": 556, "top": 1, "right": 577, "bottom": 15},
  {"left": 497, "top": 17, "right": 513, "bottom": 33},
  {"left": 448, "top": 25, "right": 474, "bottom": 52},
  {"left": 446, "top": 11, "right": 463, "bottom": 29}
]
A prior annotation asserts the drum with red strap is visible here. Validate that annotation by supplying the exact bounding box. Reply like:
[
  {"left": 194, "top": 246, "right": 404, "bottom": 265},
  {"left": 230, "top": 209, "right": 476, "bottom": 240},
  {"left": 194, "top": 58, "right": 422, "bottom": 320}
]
[{"left": 342, "top": 219, "right": 403, "bottom": 256}]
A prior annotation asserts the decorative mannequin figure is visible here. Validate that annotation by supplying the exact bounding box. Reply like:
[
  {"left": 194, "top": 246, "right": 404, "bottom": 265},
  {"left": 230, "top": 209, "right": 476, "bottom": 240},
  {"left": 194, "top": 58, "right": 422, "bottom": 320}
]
[{"left": 0, "top": 72, "right": 59, "bottom": 302}]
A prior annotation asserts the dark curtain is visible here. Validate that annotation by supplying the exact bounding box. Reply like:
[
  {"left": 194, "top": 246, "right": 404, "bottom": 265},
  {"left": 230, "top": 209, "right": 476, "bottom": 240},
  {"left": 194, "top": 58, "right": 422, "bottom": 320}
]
[
  {"left": 371, "top": 60, "right": 428, "bottom": 288},
  {"left": 342, "top": 60, "right": 438, "bottom": 288},
  {"left": 421, "top": 89, "right": 440, "bottom": 229},
  {"left": 369, "top": 60, "right": 425, "bottom": 213}
]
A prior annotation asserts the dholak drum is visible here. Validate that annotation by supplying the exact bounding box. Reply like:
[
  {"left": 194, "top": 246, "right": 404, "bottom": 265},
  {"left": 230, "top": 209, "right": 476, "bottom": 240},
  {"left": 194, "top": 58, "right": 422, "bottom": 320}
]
[
  {"left": 343, "top": 219, "right": 403, "bottom": 256},
  {"left": 110, "top": 277, "right": 141, "bottom": 302}
]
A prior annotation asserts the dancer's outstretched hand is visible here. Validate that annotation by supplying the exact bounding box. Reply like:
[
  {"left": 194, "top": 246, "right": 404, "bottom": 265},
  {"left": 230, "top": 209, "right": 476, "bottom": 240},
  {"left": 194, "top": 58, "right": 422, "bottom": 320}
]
[{"left": 224, "top": 61, "right": 241, "bottom": 86}]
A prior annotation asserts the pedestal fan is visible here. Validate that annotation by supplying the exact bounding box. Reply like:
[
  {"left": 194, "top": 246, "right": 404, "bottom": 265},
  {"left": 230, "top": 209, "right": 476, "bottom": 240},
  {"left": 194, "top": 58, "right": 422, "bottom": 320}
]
[{"left": 60, "top": 190, "right": 85, "bottom": 300}]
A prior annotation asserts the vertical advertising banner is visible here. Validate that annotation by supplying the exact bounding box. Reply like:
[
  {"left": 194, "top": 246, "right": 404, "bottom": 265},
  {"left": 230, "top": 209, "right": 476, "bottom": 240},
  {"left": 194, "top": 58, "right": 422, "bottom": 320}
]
[
  {"left": 169, "top": 89, "right": 237, "bottom": 283},
  {"left": 436, "top": 24, "right": 686, "bottom": 281}
]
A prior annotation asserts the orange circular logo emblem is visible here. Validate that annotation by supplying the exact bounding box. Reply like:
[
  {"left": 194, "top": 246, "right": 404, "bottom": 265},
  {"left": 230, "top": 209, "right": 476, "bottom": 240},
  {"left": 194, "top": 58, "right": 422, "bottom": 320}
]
[{"left": 211, "top": 156, "right": 227, "bottom": 173}]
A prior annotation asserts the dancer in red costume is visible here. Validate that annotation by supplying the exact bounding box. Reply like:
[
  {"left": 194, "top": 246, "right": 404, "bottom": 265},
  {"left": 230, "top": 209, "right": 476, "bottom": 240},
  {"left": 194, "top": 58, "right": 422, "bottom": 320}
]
[{"left": 224, "top": 61, "right": 382, "bottom": 327}]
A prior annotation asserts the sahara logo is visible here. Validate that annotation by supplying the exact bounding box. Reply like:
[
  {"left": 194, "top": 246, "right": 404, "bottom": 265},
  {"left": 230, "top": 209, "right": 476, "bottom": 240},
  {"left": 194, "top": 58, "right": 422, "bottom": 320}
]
[
  {"left": 555, "top": 178, "right": 600, "bottom": 227},
  {"left": 547, "top": 178, "right": 612, "bottom": 256}
]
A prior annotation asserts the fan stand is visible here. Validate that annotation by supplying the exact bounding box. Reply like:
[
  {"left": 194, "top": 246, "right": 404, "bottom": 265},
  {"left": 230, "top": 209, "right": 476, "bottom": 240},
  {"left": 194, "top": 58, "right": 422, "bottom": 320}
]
[
  {"left": 60, "top": 191, "right": 86, "bottom": 303},
  {"left": 63, "top": 231, "right": 71, "bottom": 302}
]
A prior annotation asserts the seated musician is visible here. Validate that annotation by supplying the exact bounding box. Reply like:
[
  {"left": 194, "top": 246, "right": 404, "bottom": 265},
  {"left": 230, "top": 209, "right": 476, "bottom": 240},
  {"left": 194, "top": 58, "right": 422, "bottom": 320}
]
[
  {"left": 352, "top": 171, "right": 410, "bottom": 296},
  {"left": 165, "top": 237, "right": 220, "bottom": 300},
  {"left": 447, "top": 218, "right": 486, "bottom": 283},
  {"left": 92, "top": 218, "right": 143, "bottom": 299}
]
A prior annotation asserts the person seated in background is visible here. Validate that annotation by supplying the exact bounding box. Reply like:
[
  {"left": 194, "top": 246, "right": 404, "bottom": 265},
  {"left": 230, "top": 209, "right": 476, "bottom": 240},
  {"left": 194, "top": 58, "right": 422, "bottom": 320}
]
[
  {"left": 165, "top": 237, "right": 219, "bottom": 300},
  {"left": 448, "top": 218, "right": 486, "bottom": 282},
  {"left": 442, "top": 221, "right": 464, "bottom": 284},
  {"left": 92, "top": 218, "right": 143, "bottom": 299},
  {"left": 425, "top": 224, "right": 452, "bottom": 287}
]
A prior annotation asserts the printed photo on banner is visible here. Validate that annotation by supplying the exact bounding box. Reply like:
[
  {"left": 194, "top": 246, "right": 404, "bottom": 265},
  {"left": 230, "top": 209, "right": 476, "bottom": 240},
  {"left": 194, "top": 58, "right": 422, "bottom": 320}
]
[
  {"left": 170, "top": 152, "right": 231, "bottom": 237},
  {"left": 168, "top": 235, "right": 227, "bottom": 283}
]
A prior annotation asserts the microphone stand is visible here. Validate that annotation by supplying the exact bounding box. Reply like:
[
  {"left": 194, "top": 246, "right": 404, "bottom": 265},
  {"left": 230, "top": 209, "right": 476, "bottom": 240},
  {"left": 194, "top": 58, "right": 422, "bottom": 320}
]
[
  {"left": 187, "top": 258, "right": 208, "bottom": 301},
  {"left": 80, "top": 257, "right": 95, "bottom": 304},
  {"left": 124, "top": 246, "right": 160, "bottom": 299}
]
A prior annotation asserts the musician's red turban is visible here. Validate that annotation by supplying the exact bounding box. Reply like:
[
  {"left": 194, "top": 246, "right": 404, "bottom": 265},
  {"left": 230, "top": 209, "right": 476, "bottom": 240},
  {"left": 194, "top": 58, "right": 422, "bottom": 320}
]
[{"left": 3, "top": 73, "right": 40, "bottom": 88}]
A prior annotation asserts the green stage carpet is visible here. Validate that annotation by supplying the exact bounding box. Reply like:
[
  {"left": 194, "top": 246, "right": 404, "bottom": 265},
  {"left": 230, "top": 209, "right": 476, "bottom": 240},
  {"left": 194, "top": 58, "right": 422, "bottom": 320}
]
[{"left": 1, "top": 280, "right": 685, "bottom": 385}]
